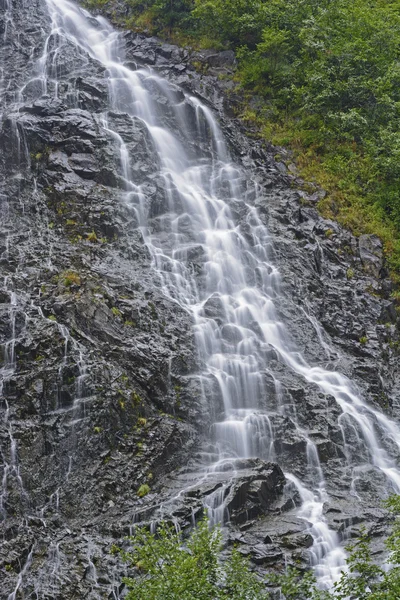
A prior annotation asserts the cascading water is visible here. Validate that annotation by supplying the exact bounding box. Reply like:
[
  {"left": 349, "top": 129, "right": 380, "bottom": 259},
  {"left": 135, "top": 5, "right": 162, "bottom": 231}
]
[{"left": 2, "top": 0, "right": 400, "bottom": 595}]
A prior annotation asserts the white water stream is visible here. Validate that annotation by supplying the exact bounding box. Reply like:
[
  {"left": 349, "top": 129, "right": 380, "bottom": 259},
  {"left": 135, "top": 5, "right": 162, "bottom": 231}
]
[{"left": 2, "top": 0, "right": 400, "bottom": 594}]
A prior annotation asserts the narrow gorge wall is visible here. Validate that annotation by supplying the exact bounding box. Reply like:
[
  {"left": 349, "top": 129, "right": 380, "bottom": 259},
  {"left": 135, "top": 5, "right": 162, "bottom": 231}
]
[{"left": 1, "top": 1, "right": 400, "bottom": 598}]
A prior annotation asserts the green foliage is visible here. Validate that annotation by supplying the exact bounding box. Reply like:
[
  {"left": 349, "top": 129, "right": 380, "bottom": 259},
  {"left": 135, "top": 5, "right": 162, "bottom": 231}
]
[
  {"left": 192, "top": 0, "right": 266, "bottom": 47},
  {"left": 62, "top": 270, "right": 81, "bottom": 288},
  {"left": 86, "top": 230, "right": 98, "bottom": 243},
  {"left": 122, "top": 0, "right": 195, "bottom": 34},
  {"left": 116, "top": 499, "right": 400, "bottom": 600},
  {"left": 137, "top": 483, "right": 151, "bottom": 497},
  {"left": 96, "top": 0, "right": 400, "bottom": 276},
  {"left": 82, "top": 0, "right": 109, "bottom": 8},
  {"left": 119, "top": 516, "right": 267, "bottom": 599},
  {"left": 322, "top": 497, "right": 400, "bottom": 599},
  {"left": 232, "top": 0, "right": 400, "bottom": 276}
]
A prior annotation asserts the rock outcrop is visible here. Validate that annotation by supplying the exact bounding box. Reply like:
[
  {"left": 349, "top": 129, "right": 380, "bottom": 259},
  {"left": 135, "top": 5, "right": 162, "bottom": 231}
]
[{"left": 1, "top": 1, "right": 399, "bottom": 598}]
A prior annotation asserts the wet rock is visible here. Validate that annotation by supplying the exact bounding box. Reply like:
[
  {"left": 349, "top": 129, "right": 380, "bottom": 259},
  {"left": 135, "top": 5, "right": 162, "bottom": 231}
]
[
  {"left": 206, "top": 50, "right": 236, "bottom": 68},
  {"left": 221, "top": 460, "right": 285, "bottom": 524},
  {"left": 201, "top": 293, "right": 227, "bottom": 323},
  {"left": 240, "top": 542, "right": 284, "bottom": 565},
  {"left": 1, "top": 1, "right": 400, "bottom": 597},
  {"left": 359, "top": 234, "right": 384, "bottom": 278}
]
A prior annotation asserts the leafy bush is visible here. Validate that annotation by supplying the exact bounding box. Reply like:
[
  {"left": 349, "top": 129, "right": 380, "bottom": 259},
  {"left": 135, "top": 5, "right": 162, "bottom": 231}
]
[
  {"left": 118, "top": 517, "right": 268, "bottom": 599},
  {"left": 92, "top": 0, "right": 400, "bottom": 276},
  {"left": 117, "top": 498, "right": 400, "bottom": 600}
]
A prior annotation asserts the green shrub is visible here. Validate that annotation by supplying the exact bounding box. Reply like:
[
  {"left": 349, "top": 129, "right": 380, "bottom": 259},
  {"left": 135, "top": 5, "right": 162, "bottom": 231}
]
[
  {"left": 119, "top": 516, "right": 267, "bottom": 599},
  {"left": 115, "top": 497, "right": 400, "bottom": 599},
  {"left": 99, "top": 0, "right": 400, "bottom": 278}
]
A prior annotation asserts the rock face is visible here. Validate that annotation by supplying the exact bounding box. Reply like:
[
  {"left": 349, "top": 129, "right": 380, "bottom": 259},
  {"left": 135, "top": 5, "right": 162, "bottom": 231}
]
[
  {"left": 1, "top": 1, "right": 400, "bottom": 598},
  {"left": 359, "top": 234, "right": 385, "bottom": 278}
]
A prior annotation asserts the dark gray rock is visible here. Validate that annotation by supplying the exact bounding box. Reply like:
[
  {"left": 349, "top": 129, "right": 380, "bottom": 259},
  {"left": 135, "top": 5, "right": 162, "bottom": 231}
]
[
  {"left": 359, "top": 234, "right": 385, "bottom": 278},
  {"left": 1, "top": 0, "right": 400, "bottom": 597}
]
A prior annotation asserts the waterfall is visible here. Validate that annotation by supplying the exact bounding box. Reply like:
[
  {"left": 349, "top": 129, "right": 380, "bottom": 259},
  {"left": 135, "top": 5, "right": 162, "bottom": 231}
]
[{"left": 2, "top": 0, "right": 400, "bottom": 595}]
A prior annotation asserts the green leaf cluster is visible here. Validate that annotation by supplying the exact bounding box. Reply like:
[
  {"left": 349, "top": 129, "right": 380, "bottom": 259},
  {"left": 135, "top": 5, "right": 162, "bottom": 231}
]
[
  {"left": 119, "top": 517, "right": 267, "bottom": 599},
  {"left": 91, "top": 0, "right": 400, "bottom": 275},
  {"left": 118, "top": 498, "right": 400, "bottom": 600}
]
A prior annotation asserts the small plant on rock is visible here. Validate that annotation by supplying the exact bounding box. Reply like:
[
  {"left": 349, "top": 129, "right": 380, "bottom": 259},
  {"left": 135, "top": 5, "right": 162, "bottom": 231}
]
[
  {"left": 87, "top": 230, "right": 98, "bottom": 243},
  {"left": 62, "top": 271, "right": 81, "bottom": 288},
  {"left": 137, "top": 484, "right": 151, "bottom": 498}
]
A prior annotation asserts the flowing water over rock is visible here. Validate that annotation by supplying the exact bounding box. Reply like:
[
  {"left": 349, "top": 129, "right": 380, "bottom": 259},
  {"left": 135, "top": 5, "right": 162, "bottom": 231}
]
[{"left": 1, "top": 0, "right": 400, "bottom": 596}]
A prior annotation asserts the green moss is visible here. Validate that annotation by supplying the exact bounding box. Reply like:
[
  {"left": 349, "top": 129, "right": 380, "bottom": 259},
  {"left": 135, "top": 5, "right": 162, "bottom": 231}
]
[
  {"left": 131, "top": 391, "right": 142, "bottom": 406},
  {"left": 124, "top": 319, "right": 136, "bottom": 327},
  {"left": 148, "top": 301, "right": 157, "bottom": 319},
  {"left": 137, "top": 484, "right": 151, "bottom": 498},
  {"left": 87, "top": 231, "right": 98, "bottom": 243},
  {"left": 62, "top": 271, "right": 81, "bottom": 288}
]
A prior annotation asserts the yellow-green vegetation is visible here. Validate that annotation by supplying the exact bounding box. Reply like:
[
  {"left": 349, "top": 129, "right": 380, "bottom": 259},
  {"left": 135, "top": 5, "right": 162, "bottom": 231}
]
[
  {"left": 137, "top": 483, "right": 151, "bottom": 497},
  {"left": 89, "top": 0, "right": 400, "bottom": 279},
  {"left": 86, "top": 230, "right": 98, "bottom": 243},
  {"left": 62, "top": 271, "right": 81, "bottom": 287},
  {"left": 131, "top": 391, "right": 142, "bottom": 406},
  {"left": 82, "top": 0, "right": 108, "bottom": 7},
  {"left": 111, "top": 306, "right": 122, "bottom": 318},
  {"left": 124, "top": 319, "right": 136, "bottom": 327}
]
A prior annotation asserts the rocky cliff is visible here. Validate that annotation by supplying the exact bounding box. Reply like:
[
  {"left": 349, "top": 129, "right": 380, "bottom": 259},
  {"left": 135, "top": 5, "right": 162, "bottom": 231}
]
[{"left": 1, "top": 1, "right": 400, "bottom": 598}]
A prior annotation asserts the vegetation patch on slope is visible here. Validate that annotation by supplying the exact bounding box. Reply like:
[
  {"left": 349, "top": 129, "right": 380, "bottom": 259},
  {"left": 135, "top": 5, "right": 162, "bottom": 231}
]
[
  {"left": 84, "top": 0, "right": 400, "bottom": 280},
  {"left": 116, "top": 498, "right": 400, "bottom": 599}
]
